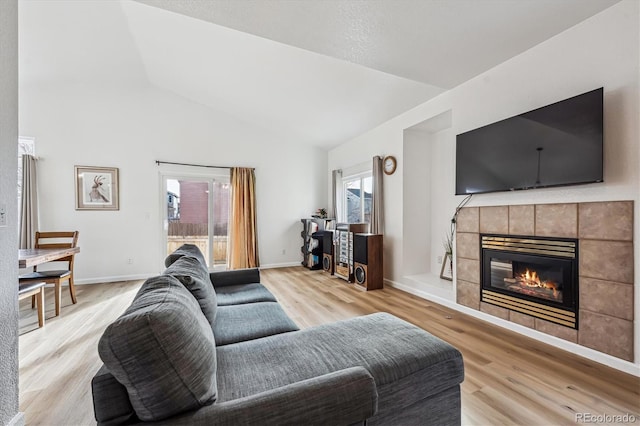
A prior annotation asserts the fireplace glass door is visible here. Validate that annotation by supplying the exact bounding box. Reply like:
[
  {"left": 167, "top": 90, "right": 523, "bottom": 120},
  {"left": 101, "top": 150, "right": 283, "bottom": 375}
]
[
  {"left": 482, "top": 247, "right": 577, "bottom": 311},
  {"left": 481, "top": 235, "right": 578, "bottom": 328},
  {"left": 488, "top": 255, "right": 567, "bottom": 304}
]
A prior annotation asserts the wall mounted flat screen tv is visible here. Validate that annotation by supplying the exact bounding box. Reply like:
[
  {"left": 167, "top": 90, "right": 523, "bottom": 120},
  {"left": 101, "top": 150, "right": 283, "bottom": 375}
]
[{"left": 455, "top": 88, "right": 603, "bottom": 195}]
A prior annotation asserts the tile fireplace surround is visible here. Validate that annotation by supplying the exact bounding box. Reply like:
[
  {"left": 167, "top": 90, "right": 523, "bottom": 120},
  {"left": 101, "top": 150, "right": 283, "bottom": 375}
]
[{"left": 456, "top": 201, "right": 634, "bottom": 362}]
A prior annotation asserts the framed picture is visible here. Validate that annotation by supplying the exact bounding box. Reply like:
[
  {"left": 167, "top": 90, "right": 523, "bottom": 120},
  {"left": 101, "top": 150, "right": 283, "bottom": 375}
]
[
  {"left": 75, "top": 166, "right": 119, "bottom": 210},
  {"left": 440, "top": 253, "right": 453, "bottom": 281}
]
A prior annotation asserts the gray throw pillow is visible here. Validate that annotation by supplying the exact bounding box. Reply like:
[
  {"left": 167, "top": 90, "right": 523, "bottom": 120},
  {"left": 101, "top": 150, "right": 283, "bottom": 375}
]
[
  {"left": 98, "top": 275, "right": 217, "bottom": 422},
  {"left": 165, "top": 243, "right": 208, "bottom": 268},
  {"left": 164, "top": 255, "right": 218, "bottom": 326}
]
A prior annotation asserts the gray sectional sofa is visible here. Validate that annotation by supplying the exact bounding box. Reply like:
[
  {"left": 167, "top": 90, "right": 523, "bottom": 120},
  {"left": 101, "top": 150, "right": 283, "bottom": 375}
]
[{"left": 92, "top": 245, "right": 464, "bottom": 425}]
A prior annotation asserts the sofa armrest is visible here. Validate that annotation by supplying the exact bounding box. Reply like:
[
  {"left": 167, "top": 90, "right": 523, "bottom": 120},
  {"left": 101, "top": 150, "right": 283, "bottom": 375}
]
[
  {"left": 152, "top": 367, "right": 378, "bottom": 426},
  {"left": 209, "top": 268, "right": 260, "bottom": 288}
]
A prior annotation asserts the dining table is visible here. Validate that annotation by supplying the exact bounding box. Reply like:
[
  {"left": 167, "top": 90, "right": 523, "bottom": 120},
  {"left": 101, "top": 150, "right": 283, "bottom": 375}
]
[{"left": 19, "top": 246, "right": 81, "bottom": 269}]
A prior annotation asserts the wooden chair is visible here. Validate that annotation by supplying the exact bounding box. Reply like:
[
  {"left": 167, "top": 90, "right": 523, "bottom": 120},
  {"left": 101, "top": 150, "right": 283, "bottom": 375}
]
[
  {"left": 19, "top": 231, "right": 79, "bottom": 317},
  {"left": 18, "top": 281, "right": 46, "bottom": 328}
]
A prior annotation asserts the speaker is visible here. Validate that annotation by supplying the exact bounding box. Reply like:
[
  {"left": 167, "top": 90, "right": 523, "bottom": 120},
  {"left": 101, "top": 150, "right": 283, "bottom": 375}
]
[
  {"left": 322, "top": 253, "right": 334, "bottom": 274},
  {"left": 322, "top": 231, "right": 334, "bottom": 274},
  {"left": 353, "top": 234, "right": 383, "bottom": 290},
  {"left": 322, "top": 231, "right": 333, "bottom": 255}
]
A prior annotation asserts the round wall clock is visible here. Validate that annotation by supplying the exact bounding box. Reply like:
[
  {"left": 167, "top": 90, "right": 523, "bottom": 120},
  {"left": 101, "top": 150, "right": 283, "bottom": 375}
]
[{"left": 383, "top": 155, "right": 397, "bottom": 175}]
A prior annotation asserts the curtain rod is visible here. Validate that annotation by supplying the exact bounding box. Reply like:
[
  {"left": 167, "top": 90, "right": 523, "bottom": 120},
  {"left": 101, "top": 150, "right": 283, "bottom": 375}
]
[{"left": 155, "top": 160, "right": 254, "bottom": 170}]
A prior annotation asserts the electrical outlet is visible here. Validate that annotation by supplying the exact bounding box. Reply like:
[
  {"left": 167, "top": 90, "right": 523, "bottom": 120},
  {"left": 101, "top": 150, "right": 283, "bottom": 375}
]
[
  {"left": 281, "top": 249, "right": 286, "bottom": 255},
  {"left": 0, "top": 204, "right": 6, "bottom": 227},
  {"left": 127, "top": 258, "right": 133, "bottom": 265},
  {"left": 437, "top": 255, "right": 443, "bottom": 264}
]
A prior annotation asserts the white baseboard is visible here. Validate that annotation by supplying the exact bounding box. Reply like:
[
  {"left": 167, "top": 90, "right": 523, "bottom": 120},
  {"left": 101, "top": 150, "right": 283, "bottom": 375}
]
[
  {"left": 74, "top": 273, "right": 154, "bottom": 285},
  {"left": 74, "top": 262, "right": 300, "bottom": 285},
  {"left": 73, "top": 264, "right": 301, "bottom": 285},
  {"left": 385, "top": 278, "right": 640, "bottom": 377},
  {"left": 7, "top": 412, "right": 25, "bottom": 426},
  {"left": 260, "top": 262, "right": 302, "bottom": 269}
]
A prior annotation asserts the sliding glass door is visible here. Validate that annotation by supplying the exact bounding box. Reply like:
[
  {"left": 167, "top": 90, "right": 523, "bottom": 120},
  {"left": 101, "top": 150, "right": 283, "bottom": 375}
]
[{"left": 161, "top": 171, "right": 230, "bottom": 269}]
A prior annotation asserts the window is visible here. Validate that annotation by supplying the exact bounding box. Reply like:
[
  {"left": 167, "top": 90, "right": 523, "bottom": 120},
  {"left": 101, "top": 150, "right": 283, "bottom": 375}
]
[
  {"left": 343, "top": 172, "right": 372, "bottom": 223},
  {"left": 161, "top": 169, "right": 231, "bottom": 270}
]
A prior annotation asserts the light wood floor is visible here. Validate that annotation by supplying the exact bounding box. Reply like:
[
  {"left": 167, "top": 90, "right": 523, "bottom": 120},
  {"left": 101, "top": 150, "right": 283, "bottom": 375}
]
[{"left": 19, "top": 267, "right": 640, "bottom": 425}]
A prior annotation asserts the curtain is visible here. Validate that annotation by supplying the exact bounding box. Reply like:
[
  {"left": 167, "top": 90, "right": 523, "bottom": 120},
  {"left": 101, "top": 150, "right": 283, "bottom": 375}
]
[
  {"left": 229, "top": 167, "right": 259, "bottom": 269},
  {"left": 331, "top": 169, "right": 342, "bottom": 221},
  {"left": 370, "top": 156, "right": 384, "bottom": 234},
  {"left": 20, "top": 154, "right": 39, "bottom": 249}
]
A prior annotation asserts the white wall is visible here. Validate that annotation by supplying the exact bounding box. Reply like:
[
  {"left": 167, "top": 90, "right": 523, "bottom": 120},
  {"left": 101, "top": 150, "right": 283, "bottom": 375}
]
[
  {"left": 329, "top": 0, "right": 640, "bottom": 373},
  {"left": 20, "top": 82, "right": 327, "bottom": 282},
  {"left": 428, "top": 129, "right": 456, "bottom": 276},
  {"left": 0, "top": 1, "right": 21, "bottom": 425},
  {"left": 402, "top": 129, "right": 431, "bottom": 276}
]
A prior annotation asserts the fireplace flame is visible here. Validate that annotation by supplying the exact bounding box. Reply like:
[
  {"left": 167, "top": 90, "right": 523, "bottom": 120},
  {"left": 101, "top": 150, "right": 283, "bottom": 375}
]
[{"left": 517, "top": 268, "right": 559, "bottom": 299}]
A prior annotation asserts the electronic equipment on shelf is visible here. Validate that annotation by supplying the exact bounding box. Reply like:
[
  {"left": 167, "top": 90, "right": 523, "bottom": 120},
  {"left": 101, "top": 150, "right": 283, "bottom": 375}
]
[{"left": 334, "top": 223, "right": 368, "bottom": 282}]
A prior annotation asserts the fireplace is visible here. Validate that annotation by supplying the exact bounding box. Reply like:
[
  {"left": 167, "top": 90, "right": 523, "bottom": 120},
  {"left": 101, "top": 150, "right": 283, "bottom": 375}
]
[{"left": 481, "top": 235, "right": 578, "bottom": 329}]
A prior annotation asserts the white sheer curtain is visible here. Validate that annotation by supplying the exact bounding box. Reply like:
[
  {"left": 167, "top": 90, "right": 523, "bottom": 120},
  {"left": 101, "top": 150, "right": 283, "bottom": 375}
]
[
  {"left": 370, "top": 156, "right": 384, "bottom": 234},
  {"left": 20, "top": 154, "right": 39, "bottom": 249}
]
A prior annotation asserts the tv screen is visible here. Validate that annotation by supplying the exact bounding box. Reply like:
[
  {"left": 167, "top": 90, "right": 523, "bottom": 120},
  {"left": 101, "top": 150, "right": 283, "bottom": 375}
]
[{"left": 455, "top": 88, "right": 603, "bottom": 195}]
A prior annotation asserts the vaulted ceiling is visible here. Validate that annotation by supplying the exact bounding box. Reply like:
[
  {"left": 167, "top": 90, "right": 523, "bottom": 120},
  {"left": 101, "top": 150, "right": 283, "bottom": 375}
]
[{"left": 19, "top": 0, "right": 619, "bottom": 148}]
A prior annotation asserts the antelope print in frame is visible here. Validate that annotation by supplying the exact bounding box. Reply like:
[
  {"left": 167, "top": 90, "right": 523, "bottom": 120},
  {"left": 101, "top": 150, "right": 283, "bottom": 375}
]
[{"left": 75, "top": 166, "right": 120, "bottom": 210}]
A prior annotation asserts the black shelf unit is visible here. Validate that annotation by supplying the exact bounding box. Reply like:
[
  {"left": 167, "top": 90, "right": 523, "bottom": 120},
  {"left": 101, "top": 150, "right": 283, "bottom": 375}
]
[
  {"left": 301, "top": 218, "right": 334, "bottom": 269},
  {"left": 309, "top": 231, "right": 326, "bottom": 270}
]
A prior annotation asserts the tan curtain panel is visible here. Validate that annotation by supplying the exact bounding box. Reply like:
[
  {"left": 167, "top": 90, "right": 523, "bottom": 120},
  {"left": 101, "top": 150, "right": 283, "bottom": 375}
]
[
  {"left": 20, "top": 154, "right": 39, "bottom": 249},
  {"left": 371, "top": 156, "right": 384, "bottom": 234},
  {"left": 229, "top": 167, "right": 259, "bottom": 269}
]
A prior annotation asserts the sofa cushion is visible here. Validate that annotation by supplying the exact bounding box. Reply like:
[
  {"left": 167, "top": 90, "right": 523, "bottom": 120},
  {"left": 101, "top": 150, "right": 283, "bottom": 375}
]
[
  {"left": 213, "top": 302, "right": 299, "bottom": 346},
  {"left": 164, "top": 243, "right": 208, "bottom": 268},
  {"left": 98, "top": 275, "right": 217, "bottom": 422},
  {"left": 215, "top": 313, "right": 463, "bottom": 416},
  {"left": 164, "top": 255, "right": 217, "bottom": 325},
  {"left": 215, "top": 283, "right": 277, "bottom": 306},
  {"left": 209, "top": 268, "right": 260, "bottom": 288}
]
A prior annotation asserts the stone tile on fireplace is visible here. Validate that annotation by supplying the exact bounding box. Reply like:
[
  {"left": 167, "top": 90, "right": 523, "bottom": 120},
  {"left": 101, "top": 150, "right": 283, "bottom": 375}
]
[
  {"left": 580, "top": 240, "right": 634, "bottom": 284},
  {"left": 535, "top": 203, "right": 578, "bottom": 238},
  {"left": 457, "top": 258, "right": 480, "bottom": 284},
  {"left": 456, "top": 207, "right": 479, "bottom": 233},
  {"left": 456, "top": 279, "right": 480, "bottom": 310},
  {"left": 534, "top": 318, "right": 578, "bottom": 343},
  {"left": 456, "top": 200, "right": 635, "bottom": 363},
  {"left": 456, "top": 232, "right": 479, "bottom": 260},
  {"left": 578, "top": 201, "right": 633, "bottom": 241},
  {"left": 509, "top": 205, "right": 535, "bottom": 236},
  {"left": 480, "top": 206, "right": 509, "bottom": 234},
  {"left": 509, "top": 311, "right": 535, "bottom": 329},
  {"left": 480, "top": 302, "right": 509, "bottom": 320},
  {"left": 578, "top": 310, "right": 634, "bottom": 362},
  {"left": 580, "top": 277, "right": 634, "bottom": 321}
]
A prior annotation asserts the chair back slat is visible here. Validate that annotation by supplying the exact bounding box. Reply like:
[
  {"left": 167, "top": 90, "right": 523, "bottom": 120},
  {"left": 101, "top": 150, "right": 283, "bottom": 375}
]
[
  {"left": 35, "top": 231, "right": 79, "bottom": 249},
  {"left": 36, "top": 231, "right": 78, "bottom": 239},
  {"left": 37, "top": 243, "right": 74, "bottom": 249}
]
